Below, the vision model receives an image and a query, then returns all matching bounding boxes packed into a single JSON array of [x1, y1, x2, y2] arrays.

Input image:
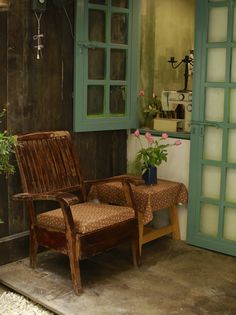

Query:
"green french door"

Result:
[[187, 0, 236, 256]]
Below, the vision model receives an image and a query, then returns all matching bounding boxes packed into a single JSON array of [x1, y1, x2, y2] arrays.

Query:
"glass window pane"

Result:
[[112, 0, 128, 8], [89, 10, 105, 42], [87, 86, 104, 115], [110, 49, 126, 80], [202, 165, 221, 199], [110, 85, 126, 114], [233, 7, 236, 41], [207, 48, 226, 82], [208, 7, 228, 43], [89, 0, 106, 4], [205, 88, 224, 122], [223, 208, 236, 241], [225, 168, 236, 203], [88, 48, 105, 80], [200, 204, 219, 237], [229, 89, 236, 123], [203, 127, 223, 161], [231, 49, 236, 82], [111, 14, 128, 44], [228, 129, 236, 163]]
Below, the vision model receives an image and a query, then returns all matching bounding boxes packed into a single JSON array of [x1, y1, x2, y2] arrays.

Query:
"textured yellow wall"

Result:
[[140, 0, 195, 100]]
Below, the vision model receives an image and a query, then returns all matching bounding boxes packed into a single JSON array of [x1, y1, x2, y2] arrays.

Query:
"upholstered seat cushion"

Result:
[[37, 202, 135, 234]]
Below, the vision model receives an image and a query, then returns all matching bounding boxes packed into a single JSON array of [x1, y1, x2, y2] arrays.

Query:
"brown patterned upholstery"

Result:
[[37, 202, 135, 234]]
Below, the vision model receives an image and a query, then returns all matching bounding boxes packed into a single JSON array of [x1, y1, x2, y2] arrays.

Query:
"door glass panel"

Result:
[[87, 86, 104, 115], [89, 10, 105, 42], [88, 48, 105, 80], [233, 6, 236, 41], [111, 14, 128, 44], [112, 0, 128, 8], [208, 7, 228, 42], [225, 168, 236, 203], [202, 165, 221, 199], [223, 208, 236, 241], [200, 204, 219, 237], [207, 48, 226, 82], [203, 127, 223, 161], [229, 89, 236, 123], [227, 129, 236, 163], [205, 88, 224, 122], [231, 49, 236, 82], [110, 85, 126, 114], [110, 49, 126, 80]]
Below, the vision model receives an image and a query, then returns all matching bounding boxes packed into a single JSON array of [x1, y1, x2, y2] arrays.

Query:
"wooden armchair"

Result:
[[13, 131, 140, 294]]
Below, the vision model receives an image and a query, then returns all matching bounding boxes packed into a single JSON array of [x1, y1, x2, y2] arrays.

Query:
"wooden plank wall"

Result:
[[0, 0, 127, 263]]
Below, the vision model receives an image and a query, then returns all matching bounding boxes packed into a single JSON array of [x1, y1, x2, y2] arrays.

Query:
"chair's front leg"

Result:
[[60, 201, 83, 295], [66, 232, 82, 295]]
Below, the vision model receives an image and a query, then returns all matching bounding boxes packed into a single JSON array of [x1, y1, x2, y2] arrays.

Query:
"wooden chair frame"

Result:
[[13, 131, 140, 294]]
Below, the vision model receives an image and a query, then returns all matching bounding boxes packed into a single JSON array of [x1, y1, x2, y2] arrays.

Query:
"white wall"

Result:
[[127, 133, 190, 240]]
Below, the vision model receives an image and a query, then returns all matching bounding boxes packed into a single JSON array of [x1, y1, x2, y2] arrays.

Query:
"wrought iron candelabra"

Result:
[[168, 51, 194, 92]]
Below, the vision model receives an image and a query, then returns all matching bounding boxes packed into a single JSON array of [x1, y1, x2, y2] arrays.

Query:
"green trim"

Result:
[[187, 0, 236, 256], [187, 0, 206, 241], [138, 129, 191, 140], [73, 0, 140, 132]]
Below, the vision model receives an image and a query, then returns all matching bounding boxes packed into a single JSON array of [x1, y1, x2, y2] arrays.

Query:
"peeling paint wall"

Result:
[[140, 0, 195, 100]]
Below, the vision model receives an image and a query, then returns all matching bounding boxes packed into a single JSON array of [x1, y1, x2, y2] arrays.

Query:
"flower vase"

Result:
[[142, 166, 157, 185]]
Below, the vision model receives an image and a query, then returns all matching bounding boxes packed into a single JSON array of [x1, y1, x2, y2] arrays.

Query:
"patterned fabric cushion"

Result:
[[37, 202, 135, 234]]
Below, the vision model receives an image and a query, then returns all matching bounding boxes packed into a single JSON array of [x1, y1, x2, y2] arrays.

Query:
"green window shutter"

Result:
[[74, 0, 140, 132]]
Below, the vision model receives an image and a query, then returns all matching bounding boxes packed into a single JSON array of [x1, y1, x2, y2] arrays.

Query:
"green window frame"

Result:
[[73, 0, 140, 132]]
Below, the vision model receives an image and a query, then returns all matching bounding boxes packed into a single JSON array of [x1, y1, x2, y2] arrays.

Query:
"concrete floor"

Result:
[[0, 238, 235, 315]]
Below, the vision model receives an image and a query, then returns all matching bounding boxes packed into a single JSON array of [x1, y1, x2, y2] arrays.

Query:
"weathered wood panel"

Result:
[[0, 12, 9, 237], [0, 0, 127, 262]]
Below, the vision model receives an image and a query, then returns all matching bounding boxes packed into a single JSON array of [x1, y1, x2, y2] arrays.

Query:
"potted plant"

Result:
[[133, 129, 181, 185], [139, 90, 162, 128], [0, 109, 17, 176]]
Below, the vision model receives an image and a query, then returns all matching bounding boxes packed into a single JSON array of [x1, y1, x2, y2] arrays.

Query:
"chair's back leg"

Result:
[[29, 230, 38, 268], [27, 201, 38, 268]]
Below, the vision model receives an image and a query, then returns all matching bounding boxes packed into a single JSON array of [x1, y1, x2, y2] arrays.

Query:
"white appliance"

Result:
[[161, 90, 192, 132]]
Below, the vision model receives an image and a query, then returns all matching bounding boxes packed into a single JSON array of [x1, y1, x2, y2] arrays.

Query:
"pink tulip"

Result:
[[145, 132, 152, 140], [161, 133, 168, 139], [147, 136, 154, 144], [133, 129, 140, 137], [139, 90, 145, 97], [175, 140, 182, 146]]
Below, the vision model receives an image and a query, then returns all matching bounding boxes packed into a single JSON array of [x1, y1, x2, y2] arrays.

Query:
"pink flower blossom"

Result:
[[147, 136, 154, 144], [145, 132, 152, 140], [161, 133, 168, 139], [175, 140, 182, 146], [139, 90, 145, 97], [133, 129, 140, 137]]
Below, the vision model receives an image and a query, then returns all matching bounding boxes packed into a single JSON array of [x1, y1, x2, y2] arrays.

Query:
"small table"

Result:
[[89, 178, 188, 254]]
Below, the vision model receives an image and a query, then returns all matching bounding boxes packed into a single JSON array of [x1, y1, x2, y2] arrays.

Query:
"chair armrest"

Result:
[[13, 192, 79, 234], [85, 175, 139, 216], [85, 174, 144, 186], [12, 192, 79, 206]]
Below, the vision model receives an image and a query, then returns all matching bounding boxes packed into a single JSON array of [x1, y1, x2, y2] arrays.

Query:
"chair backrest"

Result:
[[15, 131, 84, 194]]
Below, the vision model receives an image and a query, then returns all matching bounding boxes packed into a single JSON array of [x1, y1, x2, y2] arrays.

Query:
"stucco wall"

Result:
[[140, 0, 195, 100]]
